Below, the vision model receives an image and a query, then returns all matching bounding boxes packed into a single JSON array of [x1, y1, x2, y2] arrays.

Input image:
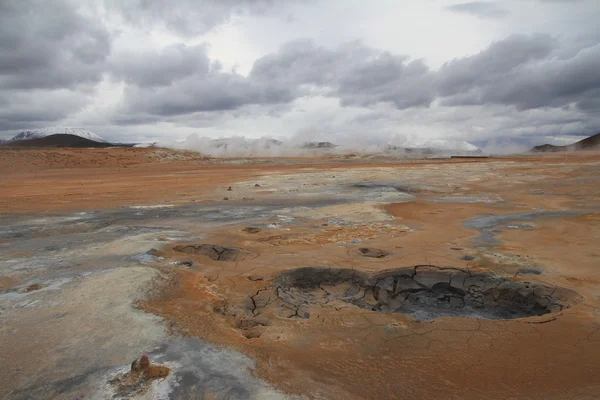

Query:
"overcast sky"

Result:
[[1, 0, 599, 149]]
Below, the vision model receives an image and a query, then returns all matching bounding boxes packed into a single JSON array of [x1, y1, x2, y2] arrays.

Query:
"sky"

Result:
[[0, 0, 599, 151]]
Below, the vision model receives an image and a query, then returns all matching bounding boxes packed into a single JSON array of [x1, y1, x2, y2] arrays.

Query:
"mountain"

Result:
[[301, 141, 337, 149], [6, 134, 113, 148], [10, 128, 107, 143], [531, 132, 600, 152]]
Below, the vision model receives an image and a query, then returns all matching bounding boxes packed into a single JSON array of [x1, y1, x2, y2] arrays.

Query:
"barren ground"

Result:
[[1, 147, 599, 399]]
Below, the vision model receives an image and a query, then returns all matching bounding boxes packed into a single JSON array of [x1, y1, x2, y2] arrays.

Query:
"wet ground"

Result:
[[1, 151, 600, 399]]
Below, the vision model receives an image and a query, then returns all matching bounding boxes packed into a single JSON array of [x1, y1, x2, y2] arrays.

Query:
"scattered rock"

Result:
[[242, 227, 261, 234], [450, 247, 463, 251], [110, 355, 170, 397], [223, 197, 229, 200], [461, 255, 476, 261], [255, 184, 261, 187], [227, 186, 232, 191]]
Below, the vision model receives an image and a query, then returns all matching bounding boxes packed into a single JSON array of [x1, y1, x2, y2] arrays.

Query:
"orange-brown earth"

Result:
[[2, 147, 600, 399]]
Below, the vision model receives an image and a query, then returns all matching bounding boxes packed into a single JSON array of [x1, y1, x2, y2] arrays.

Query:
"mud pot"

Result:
[[270, 266, 582, 321]]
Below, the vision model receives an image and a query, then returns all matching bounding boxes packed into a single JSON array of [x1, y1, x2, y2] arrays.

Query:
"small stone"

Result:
[[461, 255, 476, 261], [140, 355, 150, 371], [242, 227, 261, 234], [223, 197, 229, 200], [227, 186, 232, 191], [25, 283, 42, 292], [255, 184, 261, 187]]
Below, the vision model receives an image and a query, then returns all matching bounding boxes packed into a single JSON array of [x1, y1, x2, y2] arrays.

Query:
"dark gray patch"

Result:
[[517, 267, 543, 275], [173, 244, 253, 262], [358, 248, 390, 258], [271, 266, 582, 321]]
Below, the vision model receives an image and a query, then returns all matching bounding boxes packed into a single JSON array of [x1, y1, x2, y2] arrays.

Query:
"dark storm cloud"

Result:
[[438, 35, 600, 111], [116, 70, 296, 119], [0, 0, 110, 132], [116, 33, 600, 121], [336, 54, 435, 109], [115, 40, 437, 121], [446, 2, 509, 19], [0, 90, 91, 131], [0, 1, 111, 90], [250, 40, 435, 108], [438, 34, 558, 96], [110, 44, 210, 87], [250, 40, 377, 87]]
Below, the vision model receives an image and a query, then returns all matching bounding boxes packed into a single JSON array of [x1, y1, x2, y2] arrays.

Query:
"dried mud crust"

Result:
[[173, 244, 257, 262], [244, 266, 583, 322]]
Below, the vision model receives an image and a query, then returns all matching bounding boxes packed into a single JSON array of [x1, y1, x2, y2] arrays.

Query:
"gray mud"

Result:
[[269, 266, 583, 321], [464, 211, 584, 244]]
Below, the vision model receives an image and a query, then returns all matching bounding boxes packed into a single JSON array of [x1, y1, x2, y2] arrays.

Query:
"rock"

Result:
[[227, 186, 232, 191], [242, 227, 261, 234], [171, 260, 194, 267], [255, 184, 261, 187], [223, 197, 229, 200], [139, 355, 150, 371], [358, 248, 389, 258], [25, 283, 42, 292]]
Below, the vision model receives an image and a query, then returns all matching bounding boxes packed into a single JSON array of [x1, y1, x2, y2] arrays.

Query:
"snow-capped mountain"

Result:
[[10, 128, 107, 143]]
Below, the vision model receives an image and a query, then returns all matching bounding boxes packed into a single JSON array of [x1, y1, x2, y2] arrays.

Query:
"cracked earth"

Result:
[[1, 149, 600, 399]]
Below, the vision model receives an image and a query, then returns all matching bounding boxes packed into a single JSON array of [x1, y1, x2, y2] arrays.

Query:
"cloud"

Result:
[[251, 40, 435, 109], [438, 35, 600, 111], [115, 70, 295, 119], [0, 1, 111, 90], [110, 44, 211, 87], [446, 2, 509, 19], [106, 0, 296, 36], [0, 90, 92, 131]]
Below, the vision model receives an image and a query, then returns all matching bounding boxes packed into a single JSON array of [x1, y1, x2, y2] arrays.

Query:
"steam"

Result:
[[157, 133, 482, 158]]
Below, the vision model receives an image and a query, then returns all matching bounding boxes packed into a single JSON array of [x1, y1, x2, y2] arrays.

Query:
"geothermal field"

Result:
[[1, 147, 599, 399]]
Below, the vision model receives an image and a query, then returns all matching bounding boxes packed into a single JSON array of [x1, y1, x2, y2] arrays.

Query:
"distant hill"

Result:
[[4, 134, 114, 148], [531, 132, 600, 152], [10, 128, 107, 143]]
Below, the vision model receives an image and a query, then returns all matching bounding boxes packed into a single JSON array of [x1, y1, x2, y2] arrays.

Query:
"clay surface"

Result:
[[1, 148, 600, 399]]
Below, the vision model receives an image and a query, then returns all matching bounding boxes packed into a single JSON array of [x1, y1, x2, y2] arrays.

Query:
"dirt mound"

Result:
[[264, 266, 583, 321], [4, 134, 115, 148]]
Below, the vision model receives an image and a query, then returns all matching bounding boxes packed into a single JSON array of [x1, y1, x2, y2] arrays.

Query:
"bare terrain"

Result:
[[1, 147, 599, 399]]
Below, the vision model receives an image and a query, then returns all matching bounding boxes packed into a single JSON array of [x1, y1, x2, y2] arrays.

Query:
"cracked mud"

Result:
[[173, 244, 255, 262], [258, 266, 583, 321]]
